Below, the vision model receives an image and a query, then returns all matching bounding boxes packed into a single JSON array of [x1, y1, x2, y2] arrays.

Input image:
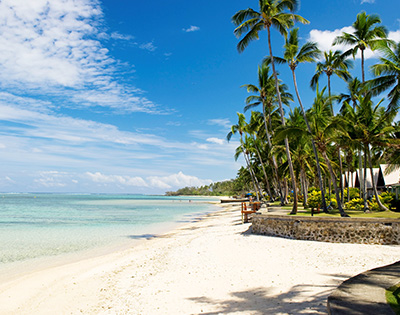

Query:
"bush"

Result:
[[343, 187, 361, 200], [345, 198, 364, 210]]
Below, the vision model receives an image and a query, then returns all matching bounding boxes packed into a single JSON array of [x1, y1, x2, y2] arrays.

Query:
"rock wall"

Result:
[[252, 214, 400, 245]]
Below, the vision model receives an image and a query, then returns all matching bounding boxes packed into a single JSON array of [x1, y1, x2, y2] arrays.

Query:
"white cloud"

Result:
[[208, 118, 231, 129], [389, 30, 400, 42], [147, 172, 212, 189], [0, 0, 157, 113], [85, 172, 148, 187], [110, 32, 134, 41], [361, 0, 375, 3], [85, 171, 212, 190], [309, 26, 376, 59], [139, 42, 157, 52], [207, 137, 225, 145], [183, 26, 200, 33]]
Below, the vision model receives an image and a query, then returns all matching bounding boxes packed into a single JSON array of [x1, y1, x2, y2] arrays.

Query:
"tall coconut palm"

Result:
[[342, 94, 395, 211], [242, 64, 293, 202], [276, 89, 349, 216], [227, 113, 261, 200], [310, 50, 353, 99], [368, 41, 400, 119], [338, 77, 363, 110], [274, 27, 330, 212], [333, 11, 388, 83], [232, 0, 309, 214], [248, 111, 274, 199], [334, 12, 389, 209]]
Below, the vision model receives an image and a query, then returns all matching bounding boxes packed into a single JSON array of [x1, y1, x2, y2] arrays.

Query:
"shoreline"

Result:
[[1, 202, 400, 314], [0, 199, 220, 284]]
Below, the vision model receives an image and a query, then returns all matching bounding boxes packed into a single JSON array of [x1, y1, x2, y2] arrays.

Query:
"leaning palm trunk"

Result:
[[267, 26, 298, 214], [254, 142, 274, 200], [262, 104, 282, 201], [291, 69, 328, 212], [367, 146, 388, 211], [321, 151, 349, 217], [244, 152, 260, 201]]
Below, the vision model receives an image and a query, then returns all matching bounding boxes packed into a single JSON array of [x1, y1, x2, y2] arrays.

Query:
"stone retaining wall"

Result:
[[252, 214, 400, 245]]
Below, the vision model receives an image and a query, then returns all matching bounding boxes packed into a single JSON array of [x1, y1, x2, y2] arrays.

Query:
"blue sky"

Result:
[[0, 0, 398, 194]]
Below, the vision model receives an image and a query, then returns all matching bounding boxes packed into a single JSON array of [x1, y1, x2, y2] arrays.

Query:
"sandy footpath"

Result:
[[1, 203, 400, 314]]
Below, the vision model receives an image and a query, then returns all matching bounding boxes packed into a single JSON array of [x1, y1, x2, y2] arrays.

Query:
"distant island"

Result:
[[165, 179, 246, 196]]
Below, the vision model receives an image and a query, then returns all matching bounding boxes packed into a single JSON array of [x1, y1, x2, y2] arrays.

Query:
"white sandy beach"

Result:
[[1, 203, 400, 314]]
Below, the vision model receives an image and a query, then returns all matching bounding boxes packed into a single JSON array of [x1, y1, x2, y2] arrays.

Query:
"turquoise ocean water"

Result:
[[0, 194, 219, 278]]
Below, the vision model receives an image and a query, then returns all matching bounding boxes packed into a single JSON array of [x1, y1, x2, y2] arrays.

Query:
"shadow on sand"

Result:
[[187, 284, 336, 314]]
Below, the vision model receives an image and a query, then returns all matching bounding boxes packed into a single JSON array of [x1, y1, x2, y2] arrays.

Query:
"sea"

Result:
[[0, 193, 219, 280]]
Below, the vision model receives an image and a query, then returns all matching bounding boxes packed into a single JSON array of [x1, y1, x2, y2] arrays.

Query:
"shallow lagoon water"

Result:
[[0, 194, 219, 276]]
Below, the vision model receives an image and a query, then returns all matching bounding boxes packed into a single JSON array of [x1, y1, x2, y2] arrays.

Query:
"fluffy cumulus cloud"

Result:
[[0, 0, 156, 113], [183, 25, 200, 33], [309, 27, 400, 61], [309, 26, 378, 59]]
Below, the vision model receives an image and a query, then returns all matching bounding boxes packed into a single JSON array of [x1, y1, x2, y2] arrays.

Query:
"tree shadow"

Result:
[[188, 284, 335, 314]]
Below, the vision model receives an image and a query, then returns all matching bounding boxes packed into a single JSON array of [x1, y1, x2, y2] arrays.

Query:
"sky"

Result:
[[0, 0, 398, 194]]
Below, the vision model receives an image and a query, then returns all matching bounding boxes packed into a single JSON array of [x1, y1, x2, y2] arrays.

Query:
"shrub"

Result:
[[343, 187, 361, 200], [345, 198, 364, 210]]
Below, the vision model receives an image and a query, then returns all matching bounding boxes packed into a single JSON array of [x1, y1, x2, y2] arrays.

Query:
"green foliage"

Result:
[[344, 187, 361, 200], [386, 283, 400, 314], [380, 192, 394, 205], [345, 198, 364, 210], [307, 190, 322, 209]]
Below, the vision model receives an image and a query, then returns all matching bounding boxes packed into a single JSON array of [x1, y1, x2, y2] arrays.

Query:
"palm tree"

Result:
[[242, 64, 293, 202], [333, 11, 388, 83], [227, 113, 261, 200], [338, 77, 363, 111], [310, 50, 353, 99], [232, 0, 309, 214], [277, 89, 349, 216], [248, 111, 274, 199], [342, 94, 396, 211], [274, 27, 329, 212], [368, 41, 400, 119]]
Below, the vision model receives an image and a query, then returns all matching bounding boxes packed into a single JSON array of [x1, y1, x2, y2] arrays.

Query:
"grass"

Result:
[[386, 283, 400, 314], [268, 201, 400, 219]]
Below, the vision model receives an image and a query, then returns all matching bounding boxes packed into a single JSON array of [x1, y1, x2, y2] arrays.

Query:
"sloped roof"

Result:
[[380, 164, 400, 186]]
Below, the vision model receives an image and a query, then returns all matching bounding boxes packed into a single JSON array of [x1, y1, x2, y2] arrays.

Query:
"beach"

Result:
[[1, 202, 400, 314]]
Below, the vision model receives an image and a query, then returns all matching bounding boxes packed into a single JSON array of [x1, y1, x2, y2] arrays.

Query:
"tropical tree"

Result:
[[310, 50, 353, 99], [341, 94, 396, 211], [333, 11, 388, 83], [276, 89, 350, 216], [338, 77, 363, 110], [227, 113, 261, 200], [248, 111, 274, 199], [368, 41, 400, 119], [273, 27, 329, 212], [242, 64, 293, 202], [232, 0, 309, 214]]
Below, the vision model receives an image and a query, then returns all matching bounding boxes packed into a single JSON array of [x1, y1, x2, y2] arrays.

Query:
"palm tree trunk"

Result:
[[292, 69, 328, 212], [267, 26, 298, 214], [321, 151, 349, 217], [253, 136, 273, 200], [363, 150, 369, 211], [367, 146, 388, 211], [239, 136, 260, 201], [262, 104, 281, 201]]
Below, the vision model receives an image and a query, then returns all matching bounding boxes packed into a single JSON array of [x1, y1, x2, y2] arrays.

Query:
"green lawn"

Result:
[[386, 283, 400, 314], [268, 201, 400, 219]]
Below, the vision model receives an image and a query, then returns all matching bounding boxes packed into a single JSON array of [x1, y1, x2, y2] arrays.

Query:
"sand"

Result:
[[1, 203, 400, 314]]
